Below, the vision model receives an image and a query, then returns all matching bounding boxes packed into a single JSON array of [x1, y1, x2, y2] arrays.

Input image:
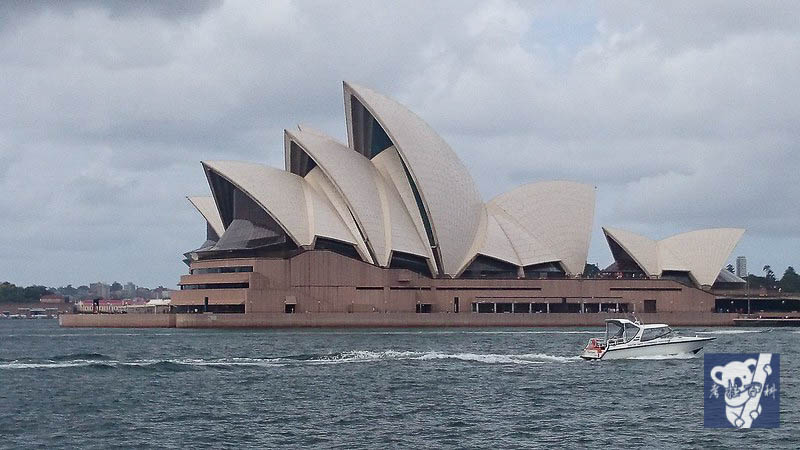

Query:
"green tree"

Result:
[[0, 282, 52, 304], [763, 265, 776, 285], [110, 282, 123, 292], [780, 266, 800, 292]]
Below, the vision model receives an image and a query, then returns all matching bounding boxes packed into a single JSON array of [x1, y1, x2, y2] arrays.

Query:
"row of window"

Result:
[[180, 283, 249, 290], [471, 302, 631, 313], [190, 266, 253, 275]]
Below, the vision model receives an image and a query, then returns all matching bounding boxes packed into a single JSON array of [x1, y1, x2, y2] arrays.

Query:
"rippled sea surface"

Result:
[[1, 320, 797, 448]]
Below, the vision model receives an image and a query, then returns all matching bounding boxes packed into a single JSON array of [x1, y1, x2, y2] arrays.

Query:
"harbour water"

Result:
[[1, 320, 797, 448]]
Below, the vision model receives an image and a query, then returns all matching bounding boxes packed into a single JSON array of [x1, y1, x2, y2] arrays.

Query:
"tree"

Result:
[[746, 274, 767, 290], [0, 282, 52, 304], [726, 264, 735, 273], [110, 282, 123, 292], [763, 265, 776, 284], [780, 266, 800, 293]]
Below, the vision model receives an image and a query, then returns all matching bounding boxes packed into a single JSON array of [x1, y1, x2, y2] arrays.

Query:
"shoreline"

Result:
[[59, 311, 739, 328]]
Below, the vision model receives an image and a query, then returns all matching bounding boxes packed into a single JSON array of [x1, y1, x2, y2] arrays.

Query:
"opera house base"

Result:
[[61, 250, 742, 328], [60, 312, 738, 329]]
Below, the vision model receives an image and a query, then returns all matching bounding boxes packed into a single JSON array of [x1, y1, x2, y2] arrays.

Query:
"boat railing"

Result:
[[606, 337, 625, 346]]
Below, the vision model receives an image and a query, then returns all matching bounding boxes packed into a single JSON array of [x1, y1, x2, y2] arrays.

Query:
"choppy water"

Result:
[[1, 321, 797, 448]]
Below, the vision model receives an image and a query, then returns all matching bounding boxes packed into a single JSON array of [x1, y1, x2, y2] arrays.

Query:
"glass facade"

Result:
[[389, 251, 432, 277], [289, 141, 317, 176], [191, 266, 253, 275], [461, 255, 519, 279], [180, 282, 249, 290], [523, 262, 566, 279], [350, 97, 394, 159]]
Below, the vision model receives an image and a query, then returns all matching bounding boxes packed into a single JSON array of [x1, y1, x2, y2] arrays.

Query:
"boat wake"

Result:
[[0, 350, 580, 370], [697, 330, 763, 335], [623, 353, 698, 360]]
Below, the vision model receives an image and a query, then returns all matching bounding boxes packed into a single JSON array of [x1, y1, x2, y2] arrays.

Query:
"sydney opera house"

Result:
[[171, 82, 746, 324]]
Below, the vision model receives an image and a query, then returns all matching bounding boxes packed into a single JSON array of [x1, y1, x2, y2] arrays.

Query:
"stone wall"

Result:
[[60, 311, 736, 328]]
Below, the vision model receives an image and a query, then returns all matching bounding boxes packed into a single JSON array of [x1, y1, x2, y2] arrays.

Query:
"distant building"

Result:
[[39, 294, 65, 304], [124, 282, 137, 297], [736, 256, 747, 278], [89, 282, 110, 299], [76, 299, 132, 314]]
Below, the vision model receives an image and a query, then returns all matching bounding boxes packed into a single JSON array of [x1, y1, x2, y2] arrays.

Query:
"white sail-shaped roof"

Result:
[[371, 146, 438, 274], [659, 228, 745, 286], [603, 227, 745, 286], [187, 196, 224, 237], [344, 82, 484, 276], [285, 129, 430, 266], [476, 209, 521, 266], [602, 227, 660, 275], [201, 160, 358, 249], [488, 181, 596, 275], [304, 166, 374, 264]]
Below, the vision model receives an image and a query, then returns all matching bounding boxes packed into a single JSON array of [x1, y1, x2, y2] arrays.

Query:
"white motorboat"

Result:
[[580, 318, 715, 360]]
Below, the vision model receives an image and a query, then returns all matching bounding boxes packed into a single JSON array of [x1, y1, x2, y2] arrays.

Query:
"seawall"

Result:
[[59, 312, 737, 328], [59, 314, 176, 328]]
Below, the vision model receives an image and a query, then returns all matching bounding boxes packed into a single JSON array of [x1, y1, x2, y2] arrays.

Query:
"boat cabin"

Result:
[[603, 319, 674, 347]]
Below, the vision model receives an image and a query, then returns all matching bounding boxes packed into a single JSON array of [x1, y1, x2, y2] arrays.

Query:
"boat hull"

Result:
[[582, 337, 715, 360]]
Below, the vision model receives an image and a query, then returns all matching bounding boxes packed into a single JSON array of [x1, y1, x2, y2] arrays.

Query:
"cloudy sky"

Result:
[[2, 0, 798, 288]]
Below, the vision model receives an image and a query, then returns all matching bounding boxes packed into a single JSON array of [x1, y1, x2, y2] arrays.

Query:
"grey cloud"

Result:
[[1, 0, 797, 286], [0, 0, 221, 25]]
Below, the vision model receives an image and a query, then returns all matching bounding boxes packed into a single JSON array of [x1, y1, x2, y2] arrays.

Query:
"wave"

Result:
[[0, 350, 579, 370], [51, 352, 112, 361], [306, 350, 580, 365], [624, 353, 698, 360], [697, 330, 763, 335]]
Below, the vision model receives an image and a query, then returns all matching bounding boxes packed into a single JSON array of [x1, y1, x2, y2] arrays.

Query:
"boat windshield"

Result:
[[606, 321, 624, 341], [641, 326, 673, 342], [605, 321, 640, 344]]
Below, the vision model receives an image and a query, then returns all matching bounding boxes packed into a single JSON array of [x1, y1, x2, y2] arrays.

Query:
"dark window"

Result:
[[641, 327, 673, 341], [415, 303, 432, 313], [399, 158, 435, 244], [285, 304, 296, 314], [350, 96, 394, 159], [660, 270, 695, 286], [513, 303, 531, 313], [389, 251, 432, 277], [289, 141, 317, 176], [495, 303, 513, 313], [206, 221, 219, 242], [604, 235, 647, 276], [180, 283, 249, 290], [523, 262, 565, 279], [174, 304, 244, 314], [461, 255, 519, 279], [191, 266, 254, 275], [454, 297, 459, 313], [476, 303, 494, 313], [644, 299, 657, 313], [205, 171, 291, 252], [532, 303, 547, 313], [206, 169, 235, 228], [315, 237, 362, 260]]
